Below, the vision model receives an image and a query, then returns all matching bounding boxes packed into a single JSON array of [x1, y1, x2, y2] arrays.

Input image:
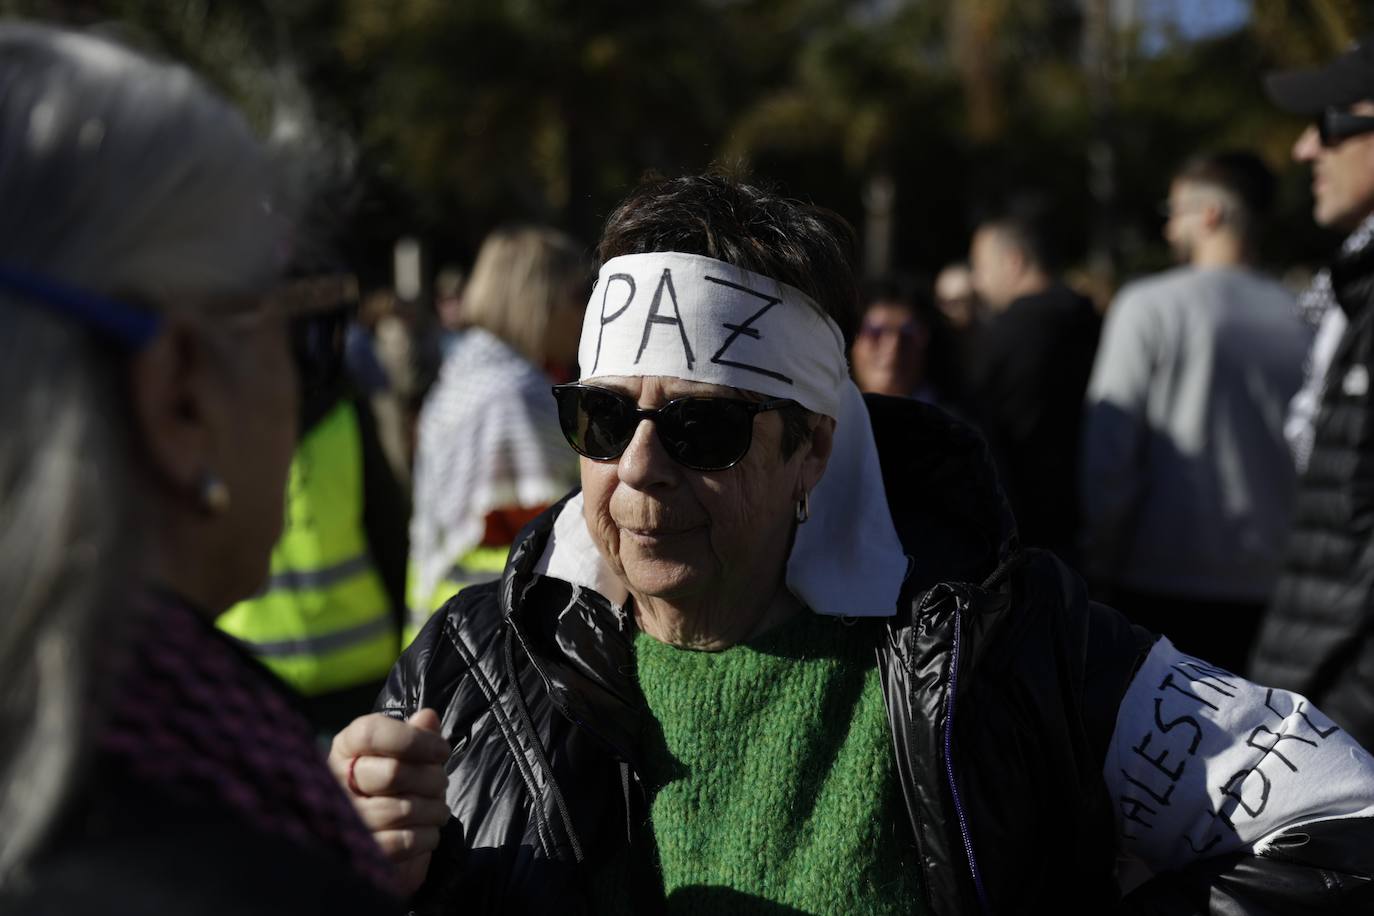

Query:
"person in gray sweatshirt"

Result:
[[1080, 151, 1311, 674]]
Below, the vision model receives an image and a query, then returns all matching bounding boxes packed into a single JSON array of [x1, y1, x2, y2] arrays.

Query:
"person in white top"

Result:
[[1081, 151, 1311, 674], [405, 227, 585, 641]]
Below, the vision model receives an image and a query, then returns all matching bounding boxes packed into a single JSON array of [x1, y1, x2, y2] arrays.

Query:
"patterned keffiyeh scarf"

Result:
[[1286, 214, 1374, 471], [410, 328, 578, 606], [1296, 214, 1374, 327]]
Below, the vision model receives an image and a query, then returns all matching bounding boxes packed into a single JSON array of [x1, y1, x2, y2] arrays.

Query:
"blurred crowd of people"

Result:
[[10, 15, 1374, 916], [256, 57, 1374, 755], [844, 121, 1374, 724]]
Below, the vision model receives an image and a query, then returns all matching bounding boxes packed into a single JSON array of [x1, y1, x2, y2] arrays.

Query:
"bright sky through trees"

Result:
[[1136, 0, 1251, 51]]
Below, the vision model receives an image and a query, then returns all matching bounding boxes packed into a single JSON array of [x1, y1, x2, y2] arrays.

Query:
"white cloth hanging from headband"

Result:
[[537, 251, 909, 618]]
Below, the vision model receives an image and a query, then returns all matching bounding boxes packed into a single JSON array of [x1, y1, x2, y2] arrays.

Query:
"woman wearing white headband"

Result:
[[333, 175, 1374, 914]]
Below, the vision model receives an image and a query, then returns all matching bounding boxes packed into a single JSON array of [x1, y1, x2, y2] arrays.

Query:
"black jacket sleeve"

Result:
[[1121, 816, 1374, 914]]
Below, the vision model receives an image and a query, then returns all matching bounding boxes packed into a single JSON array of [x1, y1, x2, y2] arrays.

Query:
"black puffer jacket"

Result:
[[1252, 244, 1374, 751], [381, 396, 1373, 914]]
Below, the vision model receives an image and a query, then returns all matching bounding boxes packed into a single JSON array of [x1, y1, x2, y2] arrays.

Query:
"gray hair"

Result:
[[0, 21, 292, 881]]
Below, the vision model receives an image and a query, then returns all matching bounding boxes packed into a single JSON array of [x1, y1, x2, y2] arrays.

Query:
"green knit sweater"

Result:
[[627, 611, 926, 915]]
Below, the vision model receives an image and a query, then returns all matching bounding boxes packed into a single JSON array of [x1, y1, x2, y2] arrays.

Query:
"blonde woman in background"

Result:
[[405, 226, 586, 641]]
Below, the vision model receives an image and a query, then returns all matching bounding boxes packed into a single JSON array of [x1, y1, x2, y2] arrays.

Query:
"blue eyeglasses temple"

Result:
[[0, 264, 162, 349]]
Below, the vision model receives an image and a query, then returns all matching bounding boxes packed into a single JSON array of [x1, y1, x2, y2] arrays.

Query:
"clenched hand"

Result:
[[330, 709, 450, 897]]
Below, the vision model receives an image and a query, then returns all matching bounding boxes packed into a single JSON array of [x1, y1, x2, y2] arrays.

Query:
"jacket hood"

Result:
[[863, 394, 1017, 594]]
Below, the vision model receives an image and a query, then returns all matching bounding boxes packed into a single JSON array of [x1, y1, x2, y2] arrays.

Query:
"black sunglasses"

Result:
[[552, 383, 795, 471], [1318, 108, 1374, 147]]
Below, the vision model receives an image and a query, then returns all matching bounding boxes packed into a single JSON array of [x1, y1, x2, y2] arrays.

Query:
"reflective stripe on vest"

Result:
[[403, 544, 509, 648], [218, 401, 399, 696]]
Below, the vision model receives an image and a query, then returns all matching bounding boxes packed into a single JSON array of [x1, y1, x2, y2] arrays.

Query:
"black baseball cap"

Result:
[[1266, 35, 1374, 115]]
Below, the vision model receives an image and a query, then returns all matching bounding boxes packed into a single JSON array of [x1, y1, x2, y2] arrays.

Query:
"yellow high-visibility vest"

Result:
[[219, 401, 399, 696], [403, 544, 508, 648]]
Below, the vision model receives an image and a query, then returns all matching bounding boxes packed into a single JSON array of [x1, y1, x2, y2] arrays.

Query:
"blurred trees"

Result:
[[2, 0, 1369, 287]]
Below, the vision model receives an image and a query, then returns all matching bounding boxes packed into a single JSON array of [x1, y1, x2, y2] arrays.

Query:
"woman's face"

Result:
[[579, 375, 816, 606], [851, 301, 928, 397], [133, 300, 299, 610], [215, 309, 299, 598]]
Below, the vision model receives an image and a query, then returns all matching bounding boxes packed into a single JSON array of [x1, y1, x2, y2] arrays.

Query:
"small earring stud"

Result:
[[197, 471, 231, 515]]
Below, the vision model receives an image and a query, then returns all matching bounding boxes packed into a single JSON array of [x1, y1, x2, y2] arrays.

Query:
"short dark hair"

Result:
[[598, 173, 860, 344], [860, 271, 935, 322], [597, 173, 860, 458], [976, 192, 1061, 274], [1174, 150, 1276, 240]]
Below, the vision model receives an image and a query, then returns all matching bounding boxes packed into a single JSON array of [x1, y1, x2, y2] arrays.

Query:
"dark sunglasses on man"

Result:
[[1318, 107, 1374, 147], [552, 383, 796, 472]]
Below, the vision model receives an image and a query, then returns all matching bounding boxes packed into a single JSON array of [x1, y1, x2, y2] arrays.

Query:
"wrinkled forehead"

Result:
[[582, 374, 766, 403]]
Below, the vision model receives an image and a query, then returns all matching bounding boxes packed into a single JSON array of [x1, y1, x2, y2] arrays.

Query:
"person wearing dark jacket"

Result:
[[1250, 38, 1374, 753], [332, 175, 1374, 915], [966, 198, 1101, 563], [0, 23, 406, 914]]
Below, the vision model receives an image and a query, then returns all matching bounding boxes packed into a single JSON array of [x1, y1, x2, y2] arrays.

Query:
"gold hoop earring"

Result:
[[795, 490, 810, 525], [197, 471, 231, 516]]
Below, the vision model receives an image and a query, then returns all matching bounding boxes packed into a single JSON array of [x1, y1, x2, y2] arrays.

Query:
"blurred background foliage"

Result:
[[2, 0, 1369, 290]]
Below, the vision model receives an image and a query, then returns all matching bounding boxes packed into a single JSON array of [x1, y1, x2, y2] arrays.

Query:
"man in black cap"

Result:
[[1250, 37, 1374, 751]]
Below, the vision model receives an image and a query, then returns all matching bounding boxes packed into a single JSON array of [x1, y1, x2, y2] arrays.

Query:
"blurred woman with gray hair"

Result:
[[0, 21, 431, 913]]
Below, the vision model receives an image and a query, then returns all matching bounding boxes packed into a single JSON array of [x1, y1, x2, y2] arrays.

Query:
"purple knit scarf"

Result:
[[97, 592, 396, 894]]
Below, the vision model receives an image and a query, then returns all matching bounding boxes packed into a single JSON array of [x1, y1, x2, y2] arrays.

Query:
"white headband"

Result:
[[578, 253, 848, 417], [539, 250, 909, 619]]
